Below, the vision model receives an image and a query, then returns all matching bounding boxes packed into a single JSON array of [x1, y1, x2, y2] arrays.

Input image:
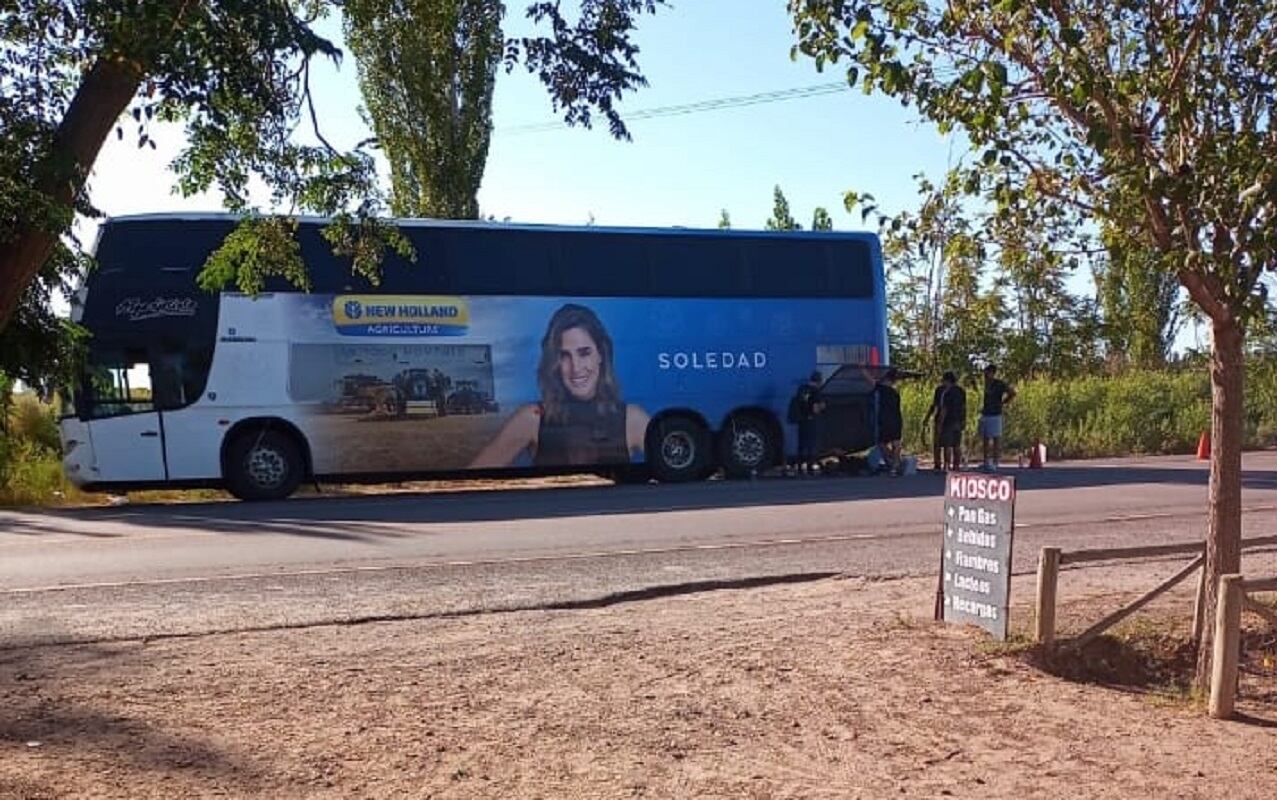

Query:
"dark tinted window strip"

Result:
[[91, 219, 879, 299]]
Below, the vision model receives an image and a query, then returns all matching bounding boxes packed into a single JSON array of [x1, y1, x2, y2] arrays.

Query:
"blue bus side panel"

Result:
[[276, 294, 880, 474]]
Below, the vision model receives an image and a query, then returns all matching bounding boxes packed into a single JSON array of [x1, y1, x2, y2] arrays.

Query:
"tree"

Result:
[[0, 239, 87, 391], [792, 0, 1277, 688], [344, 0, 503, 219], [764, 185, 801, 231], [811, 206, 833, 231], [988, 208, 1099, 378], [717, 209, 732, 229], [1094, 225, 1182, 368], [0, 0, 664, 336], [849, 173, 974, 373]]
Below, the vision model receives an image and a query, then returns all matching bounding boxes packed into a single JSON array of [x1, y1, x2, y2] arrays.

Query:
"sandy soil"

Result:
[[3, 563, 1276, 799], [305, 412, 508, 474]]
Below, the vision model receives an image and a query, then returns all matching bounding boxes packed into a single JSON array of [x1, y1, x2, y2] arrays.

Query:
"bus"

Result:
[[60, 213, 888, 500]]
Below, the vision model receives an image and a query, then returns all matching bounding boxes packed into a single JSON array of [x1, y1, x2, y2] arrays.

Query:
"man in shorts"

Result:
[[978, 364, 1015, 472]]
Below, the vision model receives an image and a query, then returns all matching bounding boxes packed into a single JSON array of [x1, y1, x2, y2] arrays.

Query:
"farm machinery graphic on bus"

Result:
[[289, 343, 497, 420], [332, 369, 498, 419]]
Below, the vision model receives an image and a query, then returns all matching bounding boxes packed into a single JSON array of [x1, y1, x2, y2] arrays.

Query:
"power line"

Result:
[[500, 81, 850, 135]]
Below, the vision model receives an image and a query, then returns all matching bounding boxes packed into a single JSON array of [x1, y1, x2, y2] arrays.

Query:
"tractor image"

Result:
[[445, 379, 499, 415], [393, 368, 451, 417]]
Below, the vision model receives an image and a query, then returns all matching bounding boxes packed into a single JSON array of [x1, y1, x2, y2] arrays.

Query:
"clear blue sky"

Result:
[[85, 2, 956, 233]]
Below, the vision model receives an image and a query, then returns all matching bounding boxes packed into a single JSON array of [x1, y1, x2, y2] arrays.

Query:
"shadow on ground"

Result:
[[5, 457, 1277, 543], [0, 640, 263, 794], [1023, 625, 1277, 727]]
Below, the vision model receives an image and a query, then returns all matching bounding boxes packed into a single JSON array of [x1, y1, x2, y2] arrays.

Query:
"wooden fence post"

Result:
[[1191, 562, 1208, 642], [1209, 574, 1245, 720], [1035, 547, 1061, 645]]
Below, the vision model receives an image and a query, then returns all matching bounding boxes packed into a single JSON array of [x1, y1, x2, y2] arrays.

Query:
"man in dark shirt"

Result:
[[791, 371, 826, 474], [924, 371, 966, 471], [923, 378, 947, 472], [978, 364, 1016, 472], [873, 369, 904, 475]]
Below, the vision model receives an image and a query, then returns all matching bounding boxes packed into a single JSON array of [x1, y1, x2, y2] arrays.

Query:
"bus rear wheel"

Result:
[[647, 416, 711, 483], [718, 414, 777, 478], [225, 429, 305, 501]]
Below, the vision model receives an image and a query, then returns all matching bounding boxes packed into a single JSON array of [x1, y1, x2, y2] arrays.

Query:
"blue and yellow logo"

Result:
[[332, 295, 469, 337]]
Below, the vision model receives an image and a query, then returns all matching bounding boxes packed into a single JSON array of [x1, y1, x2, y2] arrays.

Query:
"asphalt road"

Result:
[[4, 453, 1277, 646]]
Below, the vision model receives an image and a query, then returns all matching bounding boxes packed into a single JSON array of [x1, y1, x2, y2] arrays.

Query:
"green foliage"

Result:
[[344, 0, 503, 219], [513, 1, 666, 140], [0, 391, 76, 506], [1094, 221, 1182, 368], [1, 0, 665, 340], [717, 209, 732, 229], [758, 186, 837, 232], [764, 185, 801, 231], [790, 0, 1277, 331], [0, 438, 72, 507], [898, 365, 1277, 461], [8, 392, 61, 452]]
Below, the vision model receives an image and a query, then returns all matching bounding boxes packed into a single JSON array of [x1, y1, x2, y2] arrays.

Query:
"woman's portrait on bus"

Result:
[[469, 303, 650, 468]]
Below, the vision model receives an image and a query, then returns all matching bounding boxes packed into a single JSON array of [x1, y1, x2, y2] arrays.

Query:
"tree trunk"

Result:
[[0, 58, 142, 332], [1195, 318, 1245, 689]]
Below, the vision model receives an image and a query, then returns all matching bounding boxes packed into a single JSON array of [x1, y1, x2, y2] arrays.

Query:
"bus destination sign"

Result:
[[937, 472, 1017, 640]]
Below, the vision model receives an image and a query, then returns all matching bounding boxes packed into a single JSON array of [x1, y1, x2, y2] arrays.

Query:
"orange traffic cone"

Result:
[[1196, 431, 1211, 461], [1029, 439, 1045, 469]]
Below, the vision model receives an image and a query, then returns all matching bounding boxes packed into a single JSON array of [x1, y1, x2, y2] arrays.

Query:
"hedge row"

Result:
[[899, 364, 1277, 461]]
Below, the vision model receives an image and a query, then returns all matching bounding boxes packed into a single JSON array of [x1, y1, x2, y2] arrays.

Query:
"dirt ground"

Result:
[[3, 562, 1277, 799]]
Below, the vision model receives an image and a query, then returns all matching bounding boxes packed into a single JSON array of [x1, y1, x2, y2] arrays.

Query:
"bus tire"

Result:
[[647, 416, 711, 483], [224, 428, 305, 501], [718, 414, 778, 478]]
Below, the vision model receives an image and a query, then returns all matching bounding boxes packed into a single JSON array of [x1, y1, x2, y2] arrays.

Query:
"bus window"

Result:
[[445, 229, 560, 295], [150, 343, 213, 410], [83, 350, 154, 418], [559, 234, 648, 296], [647, 238, 743, 297], [828, 241, 875, 297], [745, 239, 831, 297]]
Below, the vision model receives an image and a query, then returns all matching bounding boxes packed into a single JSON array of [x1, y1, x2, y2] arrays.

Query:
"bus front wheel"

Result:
[[647, 416, 711, 483], [225, 429, 305, 501]]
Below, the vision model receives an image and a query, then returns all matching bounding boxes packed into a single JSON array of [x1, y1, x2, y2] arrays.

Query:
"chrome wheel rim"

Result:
[[660, 431, 696, 471], [732, 427, 766, 467], [247, 445, 287, 489]]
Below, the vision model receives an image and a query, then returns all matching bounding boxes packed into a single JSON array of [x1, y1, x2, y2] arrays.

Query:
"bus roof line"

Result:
[[104, 212, 880, 242]]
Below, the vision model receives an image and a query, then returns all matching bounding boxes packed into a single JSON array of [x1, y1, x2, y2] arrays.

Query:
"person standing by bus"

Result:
[[939, 371, 966, 471], [923, 374, 948, 472], [873, 369, 904, 476], [788, 371, 826, 475], [978, 364, 1015, 472]]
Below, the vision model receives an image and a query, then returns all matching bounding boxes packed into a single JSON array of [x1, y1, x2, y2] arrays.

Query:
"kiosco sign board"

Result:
[[936, 472, 1017, 640]]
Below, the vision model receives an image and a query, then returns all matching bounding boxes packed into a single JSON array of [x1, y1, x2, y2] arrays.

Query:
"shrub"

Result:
[[0, 438, 73, 507], [898, 365, 1277, 461], [8, 392, 61, 451], [0, 391, 74, 506]]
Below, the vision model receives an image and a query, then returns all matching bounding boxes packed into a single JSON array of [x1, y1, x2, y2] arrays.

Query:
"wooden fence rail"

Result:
[[1033, 535, 1277, 648]]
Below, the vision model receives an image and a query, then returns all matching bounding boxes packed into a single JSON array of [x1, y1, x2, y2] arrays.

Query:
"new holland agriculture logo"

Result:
[[332, 295, 469, 337]]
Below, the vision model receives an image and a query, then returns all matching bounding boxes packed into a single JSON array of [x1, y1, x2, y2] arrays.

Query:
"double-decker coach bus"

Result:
[[60, 214, 888, 500]]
